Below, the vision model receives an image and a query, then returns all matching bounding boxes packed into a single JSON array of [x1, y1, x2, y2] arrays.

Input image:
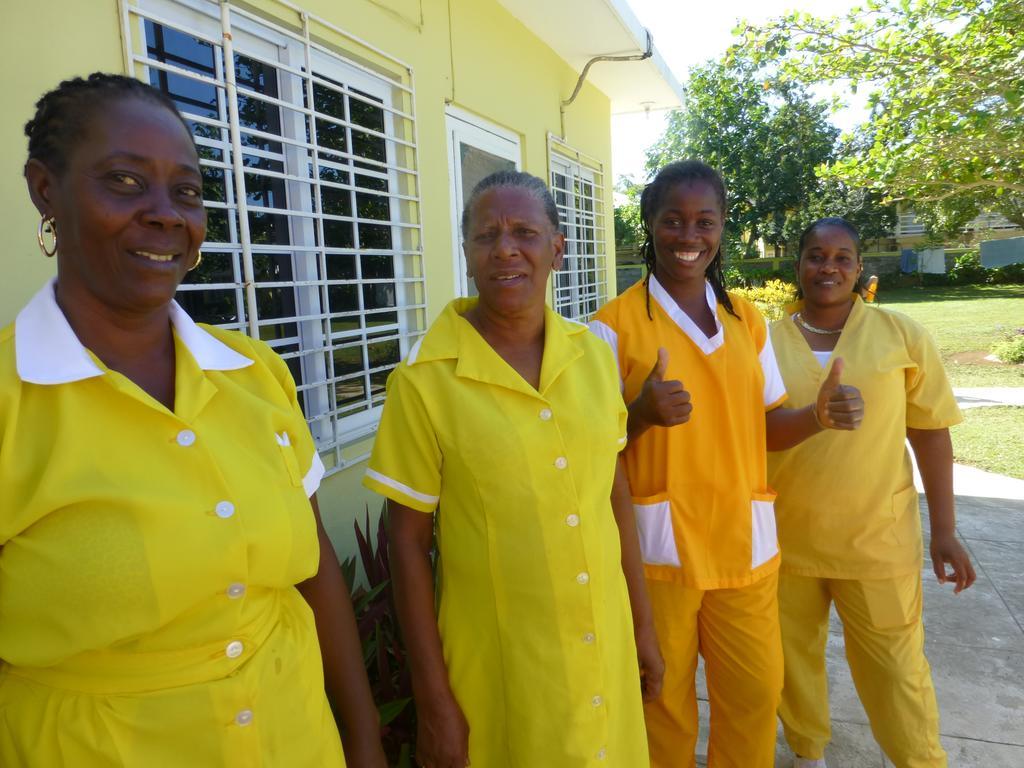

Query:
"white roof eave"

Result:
[[496, 0, 685, 114]]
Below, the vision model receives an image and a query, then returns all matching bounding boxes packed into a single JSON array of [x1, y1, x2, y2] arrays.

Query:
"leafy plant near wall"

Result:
[[948, 250, 989, 285], [340, 505, 416, 768]]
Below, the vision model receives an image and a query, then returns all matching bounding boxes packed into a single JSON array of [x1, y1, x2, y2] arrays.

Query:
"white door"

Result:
[[446, 108, 520, 297]]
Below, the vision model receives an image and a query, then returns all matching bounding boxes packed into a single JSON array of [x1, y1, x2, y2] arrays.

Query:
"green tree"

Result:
[[646, 57, 839, 258], [737, 0, 1024, 233], [613, 176, 644, 247], [784, 137, 898, 248]]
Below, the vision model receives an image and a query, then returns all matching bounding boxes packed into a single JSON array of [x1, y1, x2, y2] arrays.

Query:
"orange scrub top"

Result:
[[0, 280, 344, 767], [591, 277, 787, 590]]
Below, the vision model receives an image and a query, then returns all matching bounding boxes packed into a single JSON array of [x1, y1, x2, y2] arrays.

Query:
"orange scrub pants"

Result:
[[778, 572, 946, 768], [645, 572, 783, 768]]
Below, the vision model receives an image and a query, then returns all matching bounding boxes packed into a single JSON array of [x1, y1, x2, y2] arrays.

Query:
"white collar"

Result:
[[648, 275, 725, 355], [15, 279, 253, 385]]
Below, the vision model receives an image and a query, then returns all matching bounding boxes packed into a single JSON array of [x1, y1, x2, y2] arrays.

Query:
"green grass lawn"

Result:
[[950, 407, 1024, 479], [878, 285, 1024, 479], [879, 285, 1024, 388]]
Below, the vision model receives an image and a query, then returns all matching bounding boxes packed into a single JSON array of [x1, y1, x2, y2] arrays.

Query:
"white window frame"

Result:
[[548, 135, 608, 322], [445, 107, 521, 297], [121, 0, 424, 472]]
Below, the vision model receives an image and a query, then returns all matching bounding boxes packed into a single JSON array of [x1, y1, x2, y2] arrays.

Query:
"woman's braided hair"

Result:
[[639, 160, 737, 320], [24, 73, 191, 176]]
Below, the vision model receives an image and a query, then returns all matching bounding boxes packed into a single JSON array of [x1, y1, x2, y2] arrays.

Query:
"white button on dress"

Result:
[[176, 429, 196, 447], [583, 632, 596, 644], [235, 709, 254, 726], [591, 694, 603, 707], [566, 514, 580, 527], [226, 583, 246, 599], [539, 408, 553, 421], [554, 456, 568, 470], [576, 572, 590, 585], [596, 747, 607, 760], [225, 640, 244, 659], [215, 501, 236, 519]]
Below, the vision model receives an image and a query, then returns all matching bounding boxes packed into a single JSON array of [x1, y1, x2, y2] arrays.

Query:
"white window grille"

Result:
[[548, 135, 607, 322], [121, 0, 424, 472]]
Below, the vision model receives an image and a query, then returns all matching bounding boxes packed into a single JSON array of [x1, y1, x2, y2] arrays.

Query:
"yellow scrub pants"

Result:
[[778, 572, 946, 768], [644, 572, 782, 768]]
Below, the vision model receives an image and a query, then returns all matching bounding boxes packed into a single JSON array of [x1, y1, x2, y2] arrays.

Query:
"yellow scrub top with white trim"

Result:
[[590, 278, 787, 590], [767, 296, 962, 579], [363, 298, 648, 768], [0, 281, 345, 767]]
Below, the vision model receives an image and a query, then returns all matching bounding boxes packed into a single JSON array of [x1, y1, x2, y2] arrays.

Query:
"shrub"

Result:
[[342, 506, 416, 767], [944, 249, 1024, 286], [991, 329, 1024, 364], [921, 272, 951, 286], [990, 262, 1024, 284], [948, 249, 987, 285], [732, 279, 798, 321], [723, 261, 796, 289]]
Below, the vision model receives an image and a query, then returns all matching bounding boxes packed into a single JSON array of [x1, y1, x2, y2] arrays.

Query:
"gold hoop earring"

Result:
[[37, 216, 57, 257], [188, 250, 203, 272]]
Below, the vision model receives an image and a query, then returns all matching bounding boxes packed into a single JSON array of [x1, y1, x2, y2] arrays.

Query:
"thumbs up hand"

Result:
[[815, 358, 864, 430], [632, 348, 692, 429]]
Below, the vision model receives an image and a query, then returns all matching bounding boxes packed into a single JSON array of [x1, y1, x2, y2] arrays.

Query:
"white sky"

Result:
[[612, 0, 867, 187]]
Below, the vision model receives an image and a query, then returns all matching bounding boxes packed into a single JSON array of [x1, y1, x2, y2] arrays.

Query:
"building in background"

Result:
[[1, 0, 681, 554]]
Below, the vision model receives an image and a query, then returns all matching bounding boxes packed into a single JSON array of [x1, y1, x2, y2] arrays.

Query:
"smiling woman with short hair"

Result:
[[0, 73, 385, 767], [366, 170, 659, 768]]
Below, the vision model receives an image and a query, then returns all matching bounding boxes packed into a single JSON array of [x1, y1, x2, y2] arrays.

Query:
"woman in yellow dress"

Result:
[[364, 171, 660, 768], [0, 73, 385, 766], [768, 217, 976, 768]]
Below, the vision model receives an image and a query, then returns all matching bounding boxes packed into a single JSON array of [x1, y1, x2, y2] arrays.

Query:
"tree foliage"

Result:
[[644, 57, 839, 257], [783, 160, 898, 248], [613, 176, 644, 247], [736, 0, 1024, 230]]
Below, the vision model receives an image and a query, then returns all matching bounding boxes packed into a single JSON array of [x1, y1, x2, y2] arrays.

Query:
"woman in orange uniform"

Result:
[[590, 161, 864, 767]]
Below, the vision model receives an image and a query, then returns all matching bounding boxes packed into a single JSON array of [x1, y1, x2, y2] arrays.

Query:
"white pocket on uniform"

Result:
[[751, 491, 779, 569], [633, 495, 682, 567]]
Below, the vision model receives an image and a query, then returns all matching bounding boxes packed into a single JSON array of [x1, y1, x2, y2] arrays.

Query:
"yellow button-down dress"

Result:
[[364, 298, 648, 767], [0, 281, 345, 767]]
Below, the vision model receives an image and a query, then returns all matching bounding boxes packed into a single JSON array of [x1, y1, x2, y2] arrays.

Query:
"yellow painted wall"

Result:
[[0, 1, 124, 327], [0, 0, 616, 559]]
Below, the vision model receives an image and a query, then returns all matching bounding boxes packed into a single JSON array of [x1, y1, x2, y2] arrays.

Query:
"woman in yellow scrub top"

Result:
[[768, 217, 975, 768], [0, 73, 385, 767], [365, 170, 658, 768], [590, 161, 865, 768]]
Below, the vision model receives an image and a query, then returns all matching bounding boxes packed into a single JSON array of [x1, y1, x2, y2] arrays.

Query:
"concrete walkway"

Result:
[[954, 386, 1024, 410], [779, 466, 1024, 768]]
